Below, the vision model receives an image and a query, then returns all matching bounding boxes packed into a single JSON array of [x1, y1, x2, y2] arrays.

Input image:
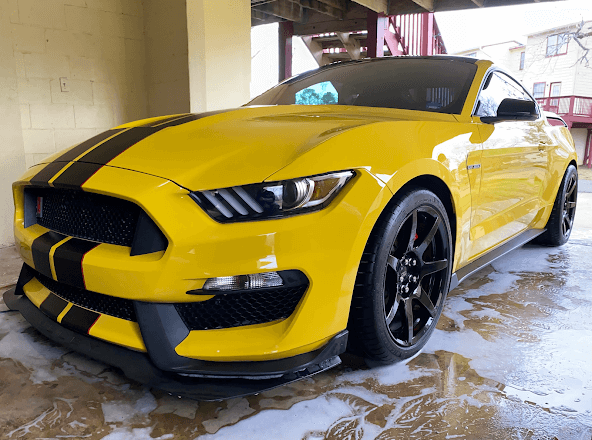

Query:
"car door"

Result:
[[468, 71, 552, 259]]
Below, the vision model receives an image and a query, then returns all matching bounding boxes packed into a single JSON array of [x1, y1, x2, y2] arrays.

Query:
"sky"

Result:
[[251, 0, 592, 98], [435, 0, 592, 53]]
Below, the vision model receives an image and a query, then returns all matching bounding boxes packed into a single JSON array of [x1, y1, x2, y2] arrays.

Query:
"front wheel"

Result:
[[348, 187, 453, 364]]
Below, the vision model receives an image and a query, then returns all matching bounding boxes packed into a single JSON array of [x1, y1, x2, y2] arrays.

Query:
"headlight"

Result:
[[190, 170, 355, 222]]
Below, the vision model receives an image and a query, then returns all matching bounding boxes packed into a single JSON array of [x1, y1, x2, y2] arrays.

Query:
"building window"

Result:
[[533, 82, 546, 99], [550, 82, 561, 106], [519, 52, 525, 70], [546, 34, 568, 57]]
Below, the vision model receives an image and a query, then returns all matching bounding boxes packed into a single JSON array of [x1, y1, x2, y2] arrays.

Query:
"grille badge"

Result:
[[36, 197, 43, 218]]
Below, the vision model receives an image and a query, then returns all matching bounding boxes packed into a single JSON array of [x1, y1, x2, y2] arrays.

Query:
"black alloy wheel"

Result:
[[348, 187, 453, 364], [537, 165, 578, 246], [561, 171, 577, 238]]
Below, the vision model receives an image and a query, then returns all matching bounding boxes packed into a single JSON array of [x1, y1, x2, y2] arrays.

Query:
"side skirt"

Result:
[[449, 228, 546, 291]]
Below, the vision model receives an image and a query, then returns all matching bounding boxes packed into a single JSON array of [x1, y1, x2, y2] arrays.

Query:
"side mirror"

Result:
[[481, 98, 538, 124]]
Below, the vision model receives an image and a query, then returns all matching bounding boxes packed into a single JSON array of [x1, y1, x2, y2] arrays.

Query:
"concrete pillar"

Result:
[[279, 21, 293, 82], [0, 0, 26, 247], [186, 0, 251, 112], [144, 0, 191, 117]]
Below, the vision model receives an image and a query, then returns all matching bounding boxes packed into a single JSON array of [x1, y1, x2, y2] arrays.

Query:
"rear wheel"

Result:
[[348, 187, 453, 364], [537, 165, 577, 246]]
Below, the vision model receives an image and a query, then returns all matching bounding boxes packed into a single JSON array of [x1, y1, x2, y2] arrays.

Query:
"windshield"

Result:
[[248, 58, 478, 115]]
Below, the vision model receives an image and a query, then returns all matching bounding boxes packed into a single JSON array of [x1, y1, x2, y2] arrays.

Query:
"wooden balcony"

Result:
[[536, 96, 592, 128]]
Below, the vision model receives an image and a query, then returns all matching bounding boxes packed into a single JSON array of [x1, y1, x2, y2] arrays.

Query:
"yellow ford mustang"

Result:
[[4, 57, 578, 399]]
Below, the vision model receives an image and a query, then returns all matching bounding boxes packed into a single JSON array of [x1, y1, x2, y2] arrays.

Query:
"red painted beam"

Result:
[[367, 10, 386, 58]]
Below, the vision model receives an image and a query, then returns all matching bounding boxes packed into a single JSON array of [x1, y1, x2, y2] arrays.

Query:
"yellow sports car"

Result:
[[4, 57, 578, 400]]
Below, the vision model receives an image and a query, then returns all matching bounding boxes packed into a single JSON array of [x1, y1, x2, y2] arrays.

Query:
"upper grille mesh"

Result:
[[175, 285, 308, 330], [35, 270, 136, 321], [34, 188, 141, 246]]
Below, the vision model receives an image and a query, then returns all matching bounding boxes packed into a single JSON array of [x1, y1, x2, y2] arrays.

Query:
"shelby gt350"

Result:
[[4, 56, 578, 400]]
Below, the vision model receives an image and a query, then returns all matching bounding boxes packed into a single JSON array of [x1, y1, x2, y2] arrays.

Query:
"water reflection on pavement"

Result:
[[1, 196, 591, 439]]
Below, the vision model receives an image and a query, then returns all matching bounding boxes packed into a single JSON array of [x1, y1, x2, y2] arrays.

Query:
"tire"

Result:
[[348, 187, 453, 364], [536, 165, 578, 246]]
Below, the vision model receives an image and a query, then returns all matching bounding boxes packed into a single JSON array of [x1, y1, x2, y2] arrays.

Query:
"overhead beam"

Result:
[[302, 36, 332, 65], [352, 0, 387, 14], [315, 0, 348, 10], [336, 32, 361, 59], [388, 0, 427, 15], [411, 0, 435, 11], [300, 0, 345, 18], [253, 0, 303, 22]]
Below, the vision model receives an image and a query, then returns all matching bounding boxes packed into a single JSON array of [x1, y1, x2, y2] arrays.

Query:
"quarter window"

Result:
[[533, 82, 546, 99], [546, 34, 568, 56], [475, 72, 535, 118]]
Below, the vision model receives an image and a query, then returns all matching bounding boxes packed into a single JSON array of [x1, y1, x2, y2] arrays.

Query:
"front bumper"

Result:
[[13, 164, 388, 362], [4, 286, 347, 400]]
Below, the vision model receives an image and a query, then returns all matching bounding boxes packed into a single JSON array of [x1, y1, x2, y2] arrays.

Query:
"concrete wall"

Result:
[[9, 0, 147, 170], [0, 0, 27, 247], [144, 0, 190, 117]]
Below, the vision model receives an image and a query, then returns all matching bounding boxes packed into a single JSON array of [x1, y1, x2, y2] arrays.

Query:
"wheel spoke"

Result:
[[387, 255, 398, 271], [420, 259, 448, 279], [566, 179, 576, 198], [404, 298, 414, 345], [566, 201, 576, 209], [417, 216, 440, 255], [407, 210, 418, 251], [386, 294, 401, 325], [417, 287, 436, 316]]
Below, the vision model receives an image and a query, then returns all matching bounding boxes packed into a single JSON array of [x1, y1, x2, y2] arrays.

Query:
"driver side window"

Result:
[[475, 72, 535, 117]]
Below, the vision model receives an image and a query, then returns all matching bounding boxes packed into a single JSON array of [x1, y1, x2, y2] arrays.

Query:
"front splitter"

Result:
[[3, 287, 345, 401]]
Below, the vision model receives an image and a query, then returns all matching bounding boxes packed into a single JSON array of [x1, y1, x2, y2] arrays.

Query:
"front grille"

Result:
[[175, 285, 308, 330], [35, 271, 136, 321], [33, 187, 141, 247]]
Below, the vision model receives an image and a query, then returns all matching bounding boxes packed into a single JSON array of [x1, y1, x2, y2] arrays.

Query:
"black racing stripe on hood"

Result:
[[51, 162, 104, 189], [30, 162, 70, 187], [27, 109, 235, 189]]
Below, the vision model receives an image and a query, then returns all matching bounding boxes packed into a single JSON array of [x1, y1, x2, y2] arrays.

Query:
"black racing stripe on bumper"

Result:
[[51, 162, 103, 189], [53, 239, 99, 289], [40, 292, 68, 320], [60, 305, 100, 334], [56, 129, 123, 163], [30, 162, 70, 187], [31, 231, 67, 278], [15, 263, 35, 296]]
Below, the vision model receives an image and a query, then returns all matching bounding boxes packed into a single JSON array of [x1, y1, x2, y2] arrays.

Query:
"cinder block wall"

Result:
[[10, 0, 147, 169]]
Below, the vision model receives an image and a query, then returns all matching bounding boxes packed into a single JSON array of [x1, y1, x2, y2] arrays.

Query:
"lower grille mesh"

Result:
[[35, 271, 136, 321], [175, 286, 308, 330]]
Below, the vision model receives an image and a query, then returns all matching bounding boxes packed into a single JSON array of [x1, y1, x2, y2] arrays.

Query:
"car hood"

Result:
[[47, 106, 454, 191]]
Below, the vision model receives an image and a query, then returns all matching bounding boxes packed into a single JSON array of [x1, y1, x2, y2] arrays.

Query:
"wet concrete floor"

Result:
[[1, 193, 591, 439]]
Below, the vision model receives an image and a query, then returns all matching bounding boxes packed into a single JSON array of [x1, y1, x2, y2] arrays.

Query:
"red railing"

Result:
[[389, 13, 446, 56], [536, 96, 592, 118]]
